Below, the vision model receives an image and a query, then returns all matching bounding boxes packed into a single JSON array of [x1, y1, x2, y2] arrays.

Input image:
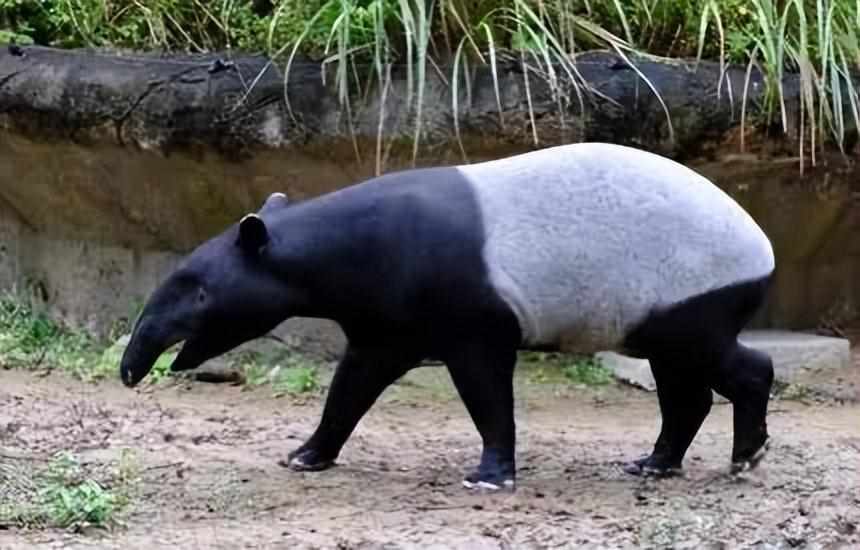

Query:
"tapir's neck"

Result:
[[263, 166, 491, 343], [266, 183, 400, 324]]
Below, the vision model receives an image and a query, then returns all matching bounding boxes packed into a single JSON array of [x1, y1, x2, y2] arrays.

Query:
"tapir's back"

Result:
[[455, 142, 775, 351]]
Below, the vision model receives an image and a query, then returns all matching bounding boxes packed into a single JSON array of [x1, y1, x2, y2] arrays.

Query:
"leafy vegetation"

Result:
[[0, 0, 807, 61], [0, 296, 164, 382], [2, 1, 858, 166], [0, 293, 606, 394], [0, 450, 139, 530], [522, 351, 614, 388], [272, 363, 320, 395], [560, 355, 614, 386], [0, 297, 102, 380], [0, 294, 322, 393], [240, 352, 321, 396]]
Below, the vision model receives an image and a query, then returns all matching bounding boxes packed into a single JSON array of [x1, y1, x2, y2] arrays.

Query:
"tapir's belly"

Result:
[[457, 143, 775, 352]]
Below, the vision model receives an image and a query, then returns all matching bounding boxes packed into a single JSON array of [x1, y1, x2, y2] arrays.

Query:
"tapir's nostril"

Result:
[[120, 366, 137, 388]]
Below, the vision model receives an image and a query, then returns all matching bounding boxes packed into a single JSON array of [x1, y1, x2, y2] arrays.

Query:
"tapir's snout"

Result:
[[120, 362, 138, 387], [119, 315, 184, 388], [120, 347, 151, 388]]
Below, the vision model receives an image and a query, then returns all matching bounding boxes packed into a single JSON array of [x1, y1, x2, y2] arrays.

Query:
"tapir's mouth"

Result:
[[122, 323, 248, 388], [120, 326, 189, 388], [122, 341, 194, 388], [169, 339, 199, 373]]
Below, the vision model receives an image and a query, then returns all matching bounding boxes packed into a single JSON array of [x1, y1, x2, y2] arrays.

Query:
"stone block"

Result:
[[597, 330, 852, 397]]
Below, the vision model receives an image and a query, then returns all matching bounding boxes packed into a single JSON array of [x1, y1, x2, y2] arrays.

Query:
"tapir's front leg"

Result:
[[283, 345, 418, 471], [445, 340, 518, 491]]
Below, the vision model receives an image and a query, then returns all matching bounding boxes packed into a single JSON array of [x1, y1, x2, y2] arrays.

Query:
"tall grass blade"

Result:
[[740, 46, 761, 153], [610, 0, 633, 44], [481, 21, 505, 128], [277, 1, 336, 125], [452, 37, 469, 161], [607, 42, 675, 143]]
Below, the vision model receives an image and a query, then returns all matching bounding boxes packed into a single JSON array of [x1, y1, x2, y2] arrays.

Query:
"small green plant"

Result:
[[239, 350, 322, 396], [273, 364, 320, 396], [1, 451, 137, 531], [241, 360, 273, 388], [42, 478, 118, 529], [0, 295, 325, 391], [561, 356, 614, 387], [521, 351, 614, 388], [0, 297, 93, 373], [0, 295, 177, 384]]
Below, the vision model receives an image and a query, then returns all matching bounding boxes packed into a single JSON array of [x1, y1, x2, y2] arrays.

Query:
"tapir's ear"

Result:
[[259, 192, 290, 214], [237, 214, 269, 253]]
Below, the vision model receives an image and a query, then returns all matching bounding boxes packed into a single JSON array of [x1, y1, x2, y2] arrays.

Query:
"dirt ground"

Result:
[[1, 358, 859, 549]]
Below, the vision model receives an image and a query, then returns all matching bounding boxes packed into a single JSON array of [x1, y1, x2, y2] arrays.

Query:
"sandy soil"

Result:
[[1, 362, 859, 549]]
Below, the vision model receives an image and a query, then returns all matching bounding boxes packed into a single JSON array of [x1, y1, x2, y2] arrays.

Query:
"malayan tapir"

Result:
[[120, 142, 776, 491]]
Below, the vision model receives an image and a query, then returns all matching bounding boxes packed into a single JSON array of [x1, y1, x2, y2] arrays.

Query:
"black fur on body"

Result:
[[120, 164, 774, 491]]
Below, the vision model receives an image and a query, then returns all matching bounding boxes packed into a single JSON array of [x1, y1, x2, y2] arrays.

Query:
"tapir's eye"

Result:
[[197, 287, 207, 304]]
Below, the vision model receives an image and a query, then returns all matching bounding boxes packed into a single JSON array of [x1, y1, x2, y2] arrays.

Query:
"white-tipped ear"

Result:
[[259, 192, 290, 214], [237, 213, 269, 253]]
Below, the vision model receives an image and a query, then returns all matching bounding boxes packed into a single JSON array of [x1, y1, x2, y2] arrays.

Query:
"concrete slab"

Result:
[[597, 330, 852, 397], [594, 351, 656, 392], [738, 330, 852, 382]]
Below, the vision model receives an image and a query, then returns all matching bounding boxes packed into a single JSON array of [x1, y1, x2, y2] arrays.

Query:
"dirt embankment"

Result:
[[2, 363, 859, 549]]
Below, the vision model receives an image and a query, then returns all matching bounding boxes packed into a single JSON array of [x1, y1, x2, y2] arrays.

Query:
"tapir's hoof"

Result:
[[730, 437, 770, 475], [462, 471, 516, 492], [280, 449, 336, 472], [623, 456, 683, 478]]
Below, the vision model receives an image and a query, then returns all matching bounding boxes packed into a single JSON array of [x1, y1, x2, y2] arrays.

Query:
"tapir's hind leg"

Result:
[[624, 355, 713, 477], [710, 342, 774, 472], [622, 275, 774, 477]]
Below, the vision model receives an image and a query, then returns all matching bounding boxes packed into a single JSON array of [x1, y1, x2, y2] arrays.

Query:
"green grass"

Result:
[[2, 1, 858, 171], [0, 297, 101, 380], [0, 450, 139, 531], [521, 351, 615, 388], [273, 364, 320, 395], [0, 295, 320, 392], [0, 296, 171, 383], [560, 355, 614, 387], [0, 294, 613, 396], [239, 350, 322, 396]]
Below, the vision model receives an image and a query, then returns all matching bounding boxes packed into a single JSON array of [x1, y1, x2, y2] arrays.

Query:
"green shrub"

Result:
[[2, 1, 858, 168], [0, 296, 175, 383], [272, 364, 320, 395], [522, 351, 614, 388], [1, 451, 138, 530], [0, 295, 324, 393], [0, 298, 93, 374], [561, 356, 613, 387], [240, 351, 322, 396]]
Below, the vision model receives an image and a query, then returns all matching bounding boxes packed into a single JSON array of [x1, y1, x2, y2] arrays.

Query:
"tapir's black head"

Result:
[[120, 193, 295, 387]]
